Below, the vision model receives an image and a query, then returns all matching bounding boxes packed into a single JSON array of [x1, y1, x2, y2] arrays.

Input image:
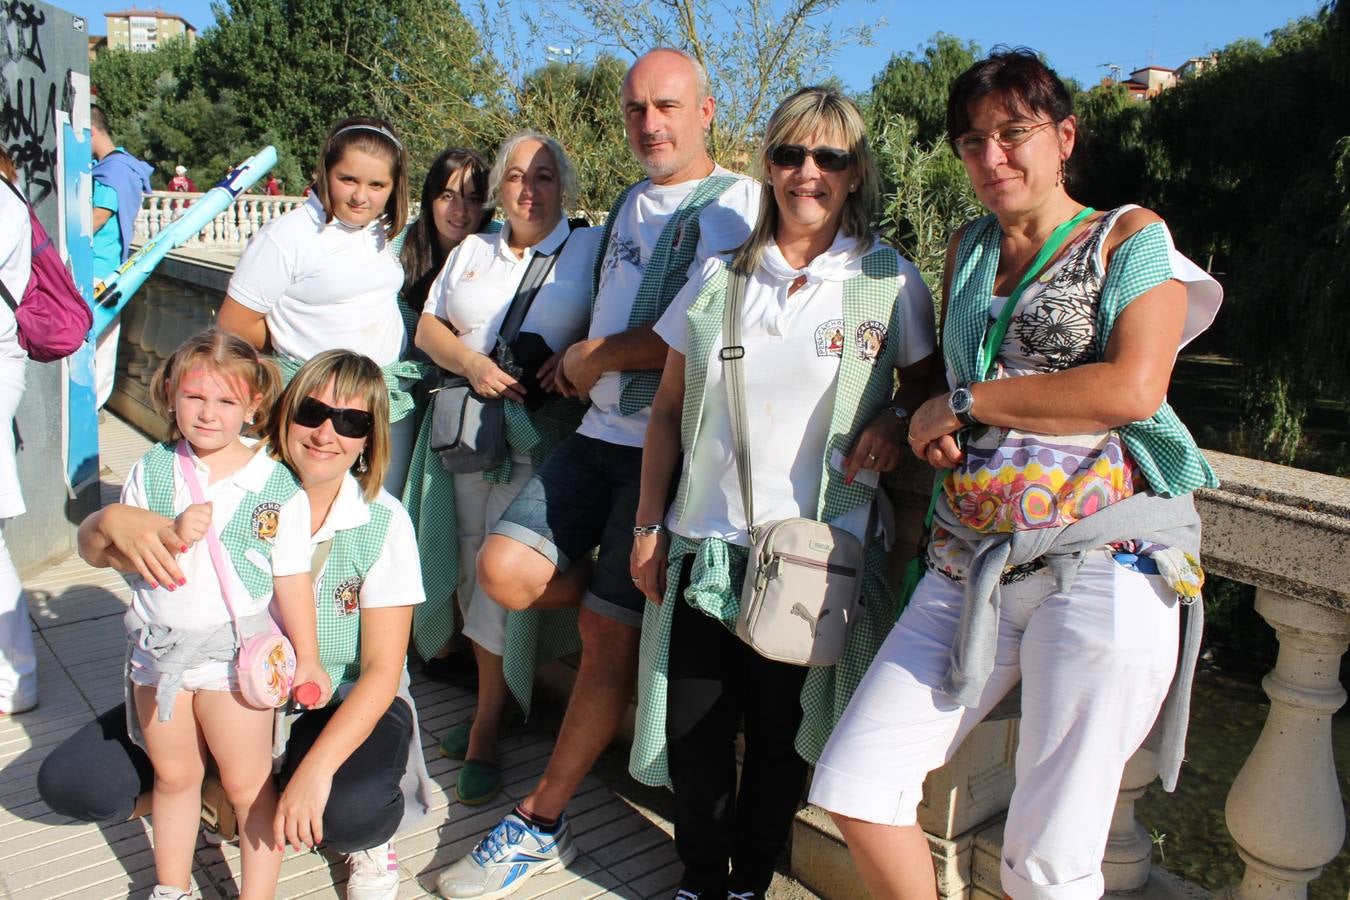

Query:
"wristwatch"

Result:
[[947, 383, 979, 427]]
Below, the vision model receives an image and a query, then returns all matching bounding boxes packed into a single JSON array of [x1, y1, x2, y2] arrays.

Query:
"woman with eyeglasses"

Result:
[[41, 350, 432, 900], [629, 86, 940, 899], [808, 49, 1222, 900]]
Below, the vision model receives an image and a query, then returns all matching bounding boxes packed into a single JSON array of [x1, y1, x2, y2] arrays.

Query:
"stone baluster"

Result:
[[1221, 588, 1350, 900], [1103, 745, 1159, 892], [243, 197, 261, 245], [128, 282, 166, 395]]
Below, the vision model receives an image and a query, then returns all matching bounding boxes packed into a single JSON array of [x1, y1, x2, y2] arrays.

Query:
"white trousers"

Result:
[[451, 459, 534, 656], [809, 550, 1179, 900], [94, 317, 119, 410], [0, 355, 32, 706]]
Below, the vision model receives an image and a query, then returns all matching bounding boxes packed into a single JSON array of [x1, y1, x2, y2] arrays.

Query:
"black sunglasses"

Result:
[[293, 396, 375, 439], [768, 144, 855, 172]]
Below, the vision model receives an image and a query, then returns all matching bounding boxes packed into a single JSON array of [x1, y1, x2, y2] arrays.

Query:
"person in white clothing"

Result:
[[0, 149, 36, 716], [631, 86, 940, 899], [218, 116, 418, 496], [414, 131, 601, 806], [438, 48, 760, 900], [98, 330, 323, 900]]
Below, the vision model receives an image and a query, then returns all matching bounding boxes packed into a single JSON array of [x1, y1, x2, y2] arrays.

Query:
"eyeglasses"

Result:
[[953, 121, 1055, 158], [293, 396, 374, 439], [768, 144, 855, 173]]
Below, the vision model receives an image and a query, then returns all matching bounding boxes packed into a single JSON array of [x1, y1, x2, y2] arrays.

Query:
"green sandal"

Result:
[[454, 759, 501, 806], [439, 720, 473, 760]]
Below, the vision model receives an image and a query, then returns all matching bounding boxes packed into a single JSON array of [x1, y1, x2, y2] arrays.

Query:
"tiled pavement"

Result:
[[0, 414, 814, 899]]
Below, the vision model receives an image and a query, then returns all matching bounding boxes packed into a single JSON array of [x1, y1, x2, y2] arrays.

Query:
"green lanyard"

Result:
[[977, 206, 1095, 380], [897, 206, 1096, 614]]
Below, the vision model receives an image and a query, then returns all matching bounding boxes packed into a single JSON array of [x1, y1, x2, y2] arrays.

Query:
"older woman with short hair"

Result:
[[809, 49, 1222, 900], [414, 130, 602, 807], [631, 86, 940, 899]]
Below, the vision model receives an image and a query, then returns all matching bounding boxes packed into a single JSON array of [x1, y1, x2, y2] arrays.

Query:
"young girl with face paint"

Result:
[[107, 330, 327, 900]]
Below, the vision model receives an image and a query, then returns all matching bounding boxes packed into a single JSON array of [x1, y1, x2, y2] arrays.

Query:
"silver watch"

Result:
[[948, 383, 979, 427]]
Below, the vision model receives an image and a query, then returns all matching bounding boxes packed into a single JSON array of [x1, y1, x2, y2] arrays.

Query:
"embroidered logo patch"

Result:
[[815, 319, 845, 357], [334, 576, 362, 616], [252, 502, 281, 542], [855, 321, 888, 363], [462, 269, 479, 282]]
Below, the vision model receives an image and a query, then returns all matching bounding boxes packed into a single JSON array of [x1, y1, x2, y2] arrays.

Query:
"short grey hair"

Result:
[[487, 130, 580, 211], [633, 47, 711, 102]]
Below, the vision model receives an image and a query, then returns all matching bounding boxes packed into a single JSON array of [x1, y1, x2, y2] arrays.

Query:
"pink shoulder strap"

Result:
[[174, 441, 246, 640]]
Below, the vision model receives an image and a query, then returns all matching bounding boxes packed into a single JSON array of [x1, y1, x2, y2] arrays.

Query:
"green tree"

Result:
[[89, 37, 195, 136], [865, 33, 980, 147], [1140, 6, 1350, 465]]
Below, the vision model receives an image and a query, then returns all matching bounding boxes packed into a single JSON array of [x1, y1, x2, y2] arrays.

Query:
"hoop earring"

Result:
[[356, 452, 368, 475]]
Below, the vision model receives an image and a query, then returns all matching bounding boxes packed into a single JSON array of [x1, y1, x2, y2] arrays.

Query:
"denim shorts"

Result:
[[491, 433, 646, 627]]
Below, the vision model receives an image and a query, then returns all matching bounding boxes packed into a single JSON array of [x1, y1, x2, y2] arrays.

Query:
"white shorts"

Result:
[[809, 549, 1179, 900], [452, 459, 534, 656], [129, 650, 239, 694]]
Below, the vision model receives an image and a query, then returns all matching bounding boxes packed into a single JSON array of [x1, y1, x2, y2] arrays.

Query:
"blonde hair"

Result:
[[149, 329, 280, 443], [487, 130, 580, 213], [732, 87, 881, 274], [311, 116, 410, 241], [269, 350, 390, 502]]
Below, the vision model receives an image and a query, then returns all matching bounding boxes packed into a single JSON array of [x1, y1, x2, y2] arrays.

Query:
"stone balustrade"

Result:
[[105, 254, 1349, 900], [132, 190, 305, 254]]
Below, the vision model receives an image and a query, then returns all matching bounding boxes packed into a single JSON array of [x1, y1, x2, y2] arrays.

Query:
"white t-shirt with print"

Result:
[[311, 474, 426, 611], [0, 183, 31, 363], [123, 444, 313, 630], [654, 236, 935, 547], [578, 169, 760, 448], [423, 217, 602, 357], [228, 196, 406, 366]]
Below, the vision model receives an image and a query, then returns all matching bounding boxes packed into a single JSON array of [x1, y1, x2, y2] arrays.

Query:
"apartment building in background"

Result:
[[104, 8, 196, 52]]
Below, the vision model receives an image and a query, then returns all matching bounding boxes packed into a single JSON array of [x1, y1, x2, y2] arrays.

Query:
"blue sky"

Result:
[[65, 0, 1328, 91]]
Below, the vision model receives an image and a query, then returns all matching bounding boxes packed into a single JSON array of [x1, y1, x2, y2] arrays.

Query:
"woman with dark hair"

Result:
[[397, 148, 494, 327], [809, 49, 1222, 900], [630, 86, 939, 899]]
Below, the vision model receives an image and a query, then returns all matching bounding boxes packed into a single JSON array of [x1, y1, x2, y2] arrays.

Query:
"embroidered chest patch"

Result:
[[855, 321, 888, 363], [334, 576, 362, 616], [815, 319, 845, 357], [252, 502, 281, 542]]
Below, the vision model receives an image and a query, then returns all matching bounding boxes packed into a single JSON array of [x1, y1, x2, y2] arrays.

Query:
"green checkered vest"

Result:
[[946, 211, 1217, 496], [592, 174, 741, 415], [141, 441, 304, 603], [313, 500, 393, 688], [672, 248, 903, 524]]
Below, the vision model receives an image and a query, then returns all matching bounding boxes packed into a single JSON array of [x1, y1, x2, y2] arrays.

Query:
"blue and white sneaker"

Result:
[[436, 812, 577, 899]]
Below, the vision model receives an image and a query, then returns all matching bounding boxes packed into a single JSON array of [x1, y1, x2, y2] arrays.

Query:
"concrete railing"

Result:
[[107, 256, 1350, 900], [132, 191, 306, 254]]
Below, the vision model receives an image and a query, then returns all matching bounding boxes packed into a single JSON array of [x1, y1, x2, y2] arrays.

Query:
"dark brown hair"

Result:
[[400, 147, 492, 299], [945, 48, 1074, 154], [311, 116, 409, 241]]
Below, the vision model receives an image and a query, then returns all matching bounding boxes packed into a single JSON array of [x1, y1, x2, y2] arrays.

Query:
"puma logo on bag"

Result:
[[791, 603, 830, 637]]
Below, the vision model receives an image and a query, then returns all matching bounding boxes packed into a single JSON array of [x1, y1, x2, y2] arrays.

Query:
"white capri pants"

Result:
[[809, 549, 1179, 900], [452, 459, 534, 656]]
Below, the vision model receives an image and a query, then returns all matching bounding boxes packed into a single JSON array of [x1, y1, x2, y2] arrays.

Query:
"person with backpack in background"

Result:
[[0, 146, 38, 715], [91, 105, 153, 410]]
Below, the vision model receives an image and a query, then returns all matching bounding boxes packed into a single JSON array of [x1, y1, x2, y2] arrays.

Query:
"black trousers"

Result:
[[37, 697, 413, 854], [666, 560, 811, 895]]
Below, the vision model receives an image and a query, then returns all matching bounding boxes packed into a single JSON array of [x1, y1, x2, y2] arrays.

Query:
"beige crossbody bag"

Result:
[[721, 268, 872, 667]]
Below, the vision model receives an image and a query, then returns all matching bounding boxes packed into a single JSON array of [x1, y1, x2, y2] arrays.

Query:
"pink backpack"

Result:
[[0, 179, 93, 362]]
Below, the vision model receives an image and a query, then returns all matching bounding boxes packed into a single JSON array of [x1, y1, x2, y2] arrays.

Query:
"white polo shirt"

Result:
[[228, 195, 406, 366], [0, 182, 30, 363], [123, 443, 313, 629], [655, 235, 935, 547], [312, 474, 426, 610], [422, 217, 602, 356], [578, 169, 760, 448]]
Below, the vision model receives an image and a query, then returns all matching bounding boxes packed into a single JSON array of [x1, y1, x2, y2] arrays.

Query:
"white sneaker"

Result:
[[436, 812, 576, 899], [0, 680, 37, 715], [346, 841, 400, 900], [148, 886, 192, 900]]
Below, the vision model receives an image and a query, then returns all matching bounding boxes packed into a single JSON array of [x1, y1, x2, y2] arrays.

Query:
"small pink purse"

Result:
[[176, 443, 296, 709]]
